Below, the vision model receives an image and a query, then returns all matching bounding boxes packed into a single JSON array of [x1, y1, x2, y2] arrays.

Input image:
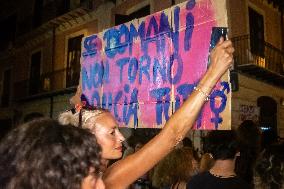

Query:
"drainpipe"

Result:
[[50, 96, 54, 118], [50, 25, 56, 118], [281, 10, 284, 51], [52, 25, 56, 81]]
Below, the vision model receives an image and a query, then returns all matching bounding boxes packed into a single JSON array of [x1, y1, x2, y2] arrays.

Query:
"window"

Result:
[[257, 96, 278, 147], [33, 0, 43, 28], [115, 5, 150, 25], [1, 69, 12, 107], [249, 7, 264, 57], [57, 0, 70, 16], [66, 34, 83, 87], [0, 15, 16, 51], [29, 51, 41, 95]]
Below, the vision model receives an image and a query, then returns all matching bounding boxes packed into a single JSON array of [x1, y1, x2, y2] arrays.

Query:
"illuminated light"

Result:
[[260, 126, 271, 131]]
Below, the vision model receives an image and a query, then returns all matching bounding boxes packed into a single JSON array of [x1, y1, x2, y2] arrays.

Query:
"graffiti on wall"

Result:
[[80, 0, 231, 129], [239, 105, 259, 122]]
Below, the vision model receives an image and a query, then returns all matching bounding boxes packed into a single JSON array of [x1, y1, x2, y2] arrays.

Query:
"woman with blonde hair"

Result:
[[59, 37, 234, 189]]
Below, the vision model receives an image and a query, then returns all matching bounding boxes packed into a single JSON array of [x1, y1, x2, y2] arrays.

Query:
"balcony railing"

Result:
[[13, 68, 79, 100], [232, 35, 284, 75], [15, 0, 93, 47]]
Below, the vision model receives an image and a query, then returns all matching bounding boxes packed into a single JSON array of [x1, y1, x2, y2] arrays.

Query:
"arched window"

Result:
[[257, 96, 278, 147]]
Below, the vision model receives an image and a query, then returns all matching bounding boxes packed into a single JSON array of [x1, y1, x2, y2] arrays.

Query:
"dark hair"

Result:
[[23, 112, 44, 123], [182, 137, 193, 148], [204, 130, 239, 160], [255, 148, 284, 189], [235, 120, 262, 187], [237, 120, 261, 149], [0, 118, 102, 189]]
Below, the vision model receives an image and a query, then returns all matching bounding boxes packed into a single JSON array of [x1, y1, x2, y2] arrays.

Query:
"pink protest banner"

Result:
[[80, 0, 231, 129]]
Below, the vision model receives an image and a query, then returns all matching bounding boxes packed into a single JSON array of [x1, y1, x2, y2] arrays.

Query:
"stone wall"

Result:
[[232, 74, 284, 137]]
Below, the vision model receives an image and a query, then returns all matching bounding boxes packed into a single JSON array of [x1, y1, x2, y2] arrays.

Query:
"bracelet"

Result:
[[194, 86, 210, 101]]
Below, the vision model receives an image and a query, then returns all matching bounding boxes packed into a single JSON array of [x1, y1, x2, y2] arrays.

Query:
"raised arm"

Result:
[[103, 38, 234, 189]]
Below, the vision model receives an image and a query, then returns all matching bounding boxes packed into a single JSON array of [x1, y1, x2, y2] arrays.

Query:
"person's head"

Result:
[[235, 120, 262, 185], [152, 147, 197, 188], [204, 130, 240, 160], [59, 107, 125, 160], [182, 137, 193, 148], [0, 118, 104, 189], [255, 149, 284, 189], [237, 120, 261, 151], [23, 112, 44, 123], [134, 142, 144, 152]]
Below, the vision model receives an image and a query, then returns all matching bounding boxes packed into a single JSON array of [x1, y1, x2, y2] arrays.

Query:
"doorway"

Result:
[[257, 96, 278, 147]]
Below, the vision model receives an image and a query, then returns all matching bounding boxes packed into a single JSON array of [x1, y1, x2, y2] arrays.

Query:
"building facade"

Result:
[[0, 0, 283, 144], [228, 0, 284, 144]]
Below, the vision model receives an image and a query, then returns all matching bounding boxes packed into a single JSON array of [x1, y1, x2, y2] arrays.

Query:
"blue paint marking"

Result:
[[82, 66, 92, 90], [116, 57, 130, 83], [88, 85, 139, 126], [174, 82, 203, 128], [159, 12, 171, 35], [145, 16, 161, 53], [174, 83, 194, 111], [150, 87, 171, 125], [107, 93, 113, 111], [128, 57, 138, 83], [159, 12, 171, 54], [102, 93, 108, 109], [91, 91, 101, 106], [92, 0, 196, 59], [168, 54, 183, 84], [82, 62, 105, 90], [102, 93, 114, 110], [92, 62, 103, 88], [210, 82, 230, 129], [102, 60, 110, 84], [153, 57, 167, 84], [186, 0, 196, 10], [139, 55, 151, 84], [124, 84, 130, 93], [176, 83, 194, 100], [104, 28, 120, 58], [175, 95, 181, 110], [172, 6, 180, 55], [129, 22, 145, 55], [114, 91, 123, 122], [85, 79, 229, 127], [196, 109, 203, 129], [82, 1, 231, 128], [123, 87, 138, 126], [114, 54, 184, 86], [184, 12, 194, 51], [83, 35, 99, 56], [118, 24, 130, 54]]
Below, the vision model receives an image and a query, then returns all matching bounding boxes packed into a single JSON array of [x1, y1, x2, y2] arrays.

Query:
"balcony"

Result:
[[232, 35, 284, 88], [15, 0, 93, 47], [13, 68, 78, 101]]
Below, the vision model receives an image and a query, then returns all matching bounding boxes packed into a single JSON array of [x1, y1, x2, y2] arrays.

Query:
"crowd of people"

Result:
[[0, 37, 283, 189]]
